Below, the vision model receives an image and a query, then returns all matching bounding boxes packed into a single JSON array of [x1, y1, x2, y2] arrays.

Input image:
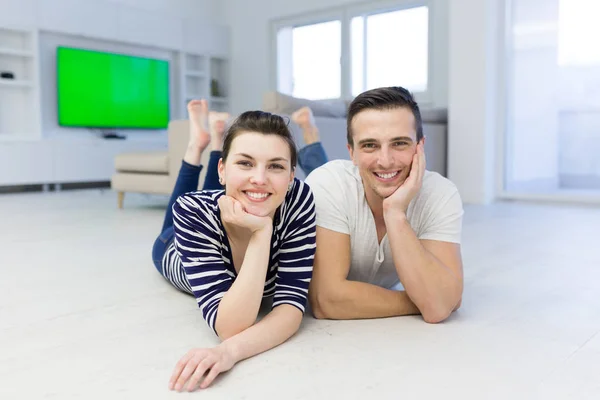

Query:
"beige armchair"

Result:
[[111, 120, 211, 208]]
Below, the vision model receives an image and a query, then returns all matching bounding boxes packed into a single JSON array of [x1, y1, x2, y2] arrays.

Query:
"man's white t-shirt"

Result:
[[304, 160, 464, 290]]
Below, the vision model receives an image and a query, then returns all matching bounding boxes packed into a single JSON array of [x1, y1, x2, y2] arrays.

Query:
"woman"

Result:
[[152, 100, 317, 392], [199, 105, 329, 182]]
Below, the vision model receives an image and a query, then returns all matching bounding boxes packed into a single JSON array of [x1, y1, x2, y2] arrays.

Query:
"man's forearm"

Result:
[[384, 211, 461, 321], [312, 280, 420, 320], [216, 228, 272, 338]]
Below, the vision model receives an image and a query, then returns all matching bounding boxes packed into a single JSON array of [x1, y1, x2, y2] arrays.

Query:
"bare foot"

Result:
[[208, 111, 230, 151], [291, 106, 320, 145], [185, 99, 211, 166]]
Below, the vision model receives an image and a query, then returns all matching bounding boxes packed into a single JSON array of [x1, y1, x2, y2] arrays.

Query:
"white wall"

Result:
[[0, 0, 227, 186], [1, 0, 228, 56], [447, 0, 501, 204], [222, 0, 449, 114], [0, 0, 225, 29], [505, 0, 559, 192]]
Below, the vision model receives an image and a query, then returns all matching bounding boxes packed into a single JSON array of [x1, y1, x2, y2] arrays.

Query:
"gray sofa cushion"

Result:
[[420, 108, 448, 124], [263, 91, 347, 118]]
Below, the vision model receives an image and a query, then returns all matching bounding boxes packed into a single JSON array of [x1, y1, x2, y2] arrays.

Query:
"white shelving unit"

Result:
[[208, 56, 229, 112], [179, 52, 229, 116], [0, 79, 33, 88], [0, 48, 34, 57], [0, 27, 41, 141], [185, 71, 205, 78]]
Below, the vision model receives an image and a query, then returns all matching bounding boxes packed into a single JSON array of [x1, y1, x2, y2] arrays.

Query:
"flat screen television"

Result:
[[57, 46, 170, 129]]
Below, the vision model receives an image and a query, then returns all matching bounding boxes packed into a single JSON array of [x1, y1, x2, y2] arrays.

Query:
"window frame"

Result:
[[270, 0, 433, 103]]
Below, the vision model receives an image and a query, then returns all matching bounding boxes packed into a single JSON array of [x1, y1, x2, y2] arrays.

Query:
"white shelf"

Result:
[[0, 80, 33, 88], [185, 71, 205, 78], [0, 48, 34, 57]]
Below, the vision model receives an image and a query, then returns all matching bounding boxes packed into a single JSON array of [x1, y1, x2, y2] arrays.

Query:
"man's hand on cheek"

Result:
[[382, 140, 426, 217]]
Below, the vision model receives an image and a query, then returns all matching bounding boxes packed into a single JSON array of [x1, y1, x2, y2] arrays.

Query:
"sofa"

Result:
[[110, 120, 210, 208], [111, 92, 448, 207], [262, 91, 448, 180]]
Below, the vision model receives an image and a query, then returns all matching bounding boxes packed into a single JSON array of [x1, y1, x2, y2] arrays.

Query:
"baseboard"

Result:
[[0, 181, 111, 194], [0, 184, 45, 194]]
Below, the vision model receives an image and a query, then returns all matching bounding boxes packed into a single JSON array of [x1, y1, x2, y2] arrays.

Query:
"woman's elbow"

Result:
[[215, 322, 250, 340], [216, 327, 242, 341]]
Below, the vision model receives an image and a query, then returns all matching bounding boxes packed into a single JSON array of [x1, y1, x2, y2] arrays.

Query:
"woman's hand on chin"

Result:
[[218, 195, 272, 234]]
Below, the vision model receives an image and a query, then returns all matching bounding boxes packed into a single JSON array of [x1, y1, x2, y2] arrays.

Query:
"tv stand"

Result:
[[101, 131, 126, 140]]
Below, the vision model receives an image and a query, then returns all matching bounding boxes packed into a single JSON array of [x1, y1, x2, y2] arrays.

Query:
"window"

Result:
[[557, 0, 600, 67], [274, 1, 430, 101], [351, 7, 429, 96], [505, 0, 600, 196], [277, 21, 341, 100]]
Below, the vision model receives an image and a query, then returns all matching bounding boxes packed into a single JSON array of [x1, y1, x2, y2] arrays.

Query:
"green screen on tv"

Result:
[[57, 47, 170, 129]]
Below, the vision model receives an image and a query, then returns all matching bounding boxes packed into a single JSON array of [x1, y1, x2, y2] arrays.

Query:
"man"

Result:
[[304, 86, 463, 323]]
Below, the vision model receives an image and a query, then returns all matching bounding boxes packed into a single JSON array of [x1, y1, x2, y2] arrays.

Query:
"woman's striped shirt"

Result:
[[161, 178, 316, 333]]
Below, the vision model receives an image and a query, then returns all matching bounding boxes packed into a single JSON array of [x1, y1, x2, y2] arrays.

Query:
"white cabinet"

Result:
[[0, 141, 54, 185], [0, 139, 168, 185], [51, 139, 168, 183]]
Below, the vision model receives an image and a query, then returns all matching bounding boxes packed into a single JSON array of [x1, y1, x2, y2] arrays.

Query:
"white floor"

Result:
[[1, 189, 599, 400]]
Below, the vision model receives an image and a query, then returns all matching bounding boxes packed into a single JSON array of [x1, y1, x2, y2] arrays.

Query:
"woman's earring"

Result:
[[288, 182, 293, 192], [219, 177, 224, 185]]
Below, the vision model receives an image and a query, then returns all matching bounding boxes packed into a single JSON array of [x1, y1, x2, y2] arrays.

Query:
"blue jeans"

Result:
[[152, 151, 222, 274], [298, 142, 328, 176]]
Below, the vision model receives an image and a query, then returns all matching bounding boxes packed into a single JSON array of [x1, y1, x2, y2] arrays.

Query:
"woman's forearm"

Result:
[[221, 305, 303, 362], [215, 227, 272, 338]]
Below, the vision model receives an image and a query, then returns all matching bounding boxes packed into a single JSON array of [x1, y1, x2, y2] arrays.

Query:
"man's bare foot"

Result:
[[208, 111, 230, 151], [291, 106, 320, 145], [185, 99, 211, 166]]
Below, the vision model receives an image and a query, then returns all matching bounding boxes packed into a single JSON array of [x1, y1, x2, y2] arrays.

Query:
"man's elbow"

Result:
[[422, 309, 450, 324], [309, 293, 329, 319], [309, 291, 340, 320], [312, 305, 329, 320], [422, 297, 462, 324]]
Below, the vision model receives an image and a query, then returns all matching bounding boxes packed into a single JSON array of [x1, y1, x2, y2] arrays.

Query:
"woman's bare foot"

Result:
[[185, 99, 211, 166], [208, 111, 230, 151], [291, 106, 320, 145]]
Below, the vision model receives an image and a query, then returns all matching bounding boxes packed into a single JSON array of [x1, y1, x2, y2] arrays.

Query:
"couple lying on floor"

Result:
[[151, 86, 464, 392]]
